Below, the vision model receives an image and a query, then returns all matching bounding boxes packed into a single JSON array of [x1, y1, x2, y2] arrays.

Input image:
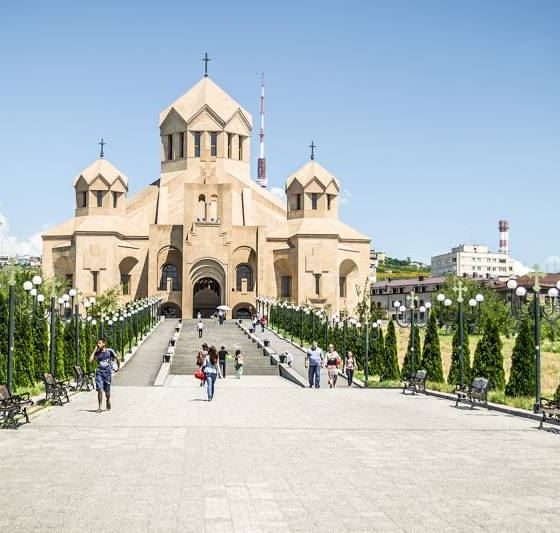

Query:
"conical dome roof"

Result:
[[73, 159, 129, 188], [159, 77, 252, 127], [286, 160, 340, 191]]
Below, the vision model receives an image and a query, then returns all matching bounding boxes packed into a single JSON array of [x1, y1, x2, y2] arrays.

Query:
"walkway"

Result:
[[112, 320, 176, 387], [258, 325, 354, 387], [1, 382, 559, 531]]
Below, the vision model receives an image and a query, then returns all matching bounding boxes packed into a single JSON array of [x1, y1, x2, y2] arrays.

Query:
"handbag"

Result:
[[194, 369, 206, 381]]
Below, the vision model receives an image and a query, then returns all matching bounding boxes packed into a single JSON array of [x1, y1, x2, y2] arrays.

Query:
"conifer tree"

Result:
[[505, 315, 535, 397], [14, 306, 34, 388], [369, 326, 384, 376], [55, 318, 65, 378], [0, 292, 7, 384], [381, 320, 400, 381], [420, 312, 444, 382], [64, 319, 76, 377], [402, 326, 421, 378], [471, 318, 505, 390], [32, 307, 49, 379], [447, 315, 471, 385]]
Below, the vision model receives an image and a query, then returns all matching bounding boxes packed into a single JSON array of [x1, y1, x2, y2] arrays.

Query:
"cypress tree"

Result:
[[14, 306, 34, 388], [55, 317, 65, 379], [447, 316, 471, 385], [63, 319, 76, 377], [472, 318, 505, 390], [32, 307, 49, 379], [369, 326, 384, 376], [402, 326, 421, 378], [0, 292, 8, 384], [381, 320, 400, 381], [505, 315, 535, 397], [420, 312, 444, 383]]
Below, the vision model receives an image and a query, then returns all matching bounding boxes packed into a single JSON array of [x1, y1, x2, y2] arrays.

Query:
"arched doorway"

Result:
[[232, 302, 255, 319], [193, 277, 221, 318], [190, 258, 227, 318], [161, 302, 182, 318]]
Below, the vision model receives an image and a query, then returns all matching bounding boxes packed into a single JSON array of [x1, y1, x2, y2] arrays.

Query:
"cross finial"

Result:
[[309, 141, 316, 160], [529, 264, 545, 292], [452, 279, 468, 303], [98, 138, 106, 159], [406, 290, 419, 309], [202, 52, 211, 77]]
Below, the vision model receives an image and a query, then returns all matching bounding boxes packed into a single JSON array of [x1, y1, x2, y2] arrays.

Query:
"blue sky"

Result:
[[0, 0, 558, 268]]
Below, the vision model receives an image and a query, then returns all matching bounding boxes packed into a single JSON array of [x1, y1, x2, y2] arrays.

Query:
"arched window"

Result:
[[161, 264, 178, 291], [236, 264, 253, 292]]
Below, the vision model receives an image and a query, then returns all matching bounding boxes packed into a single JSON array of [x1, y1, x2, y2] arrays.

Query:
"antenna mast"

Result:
[[257, 73, 267, 188]]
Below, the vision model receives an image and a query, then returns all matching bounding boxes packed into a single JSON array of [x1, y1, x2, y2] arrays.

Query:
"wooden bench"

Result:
[[0, 384, 33, 428], [402, 370, 427, 394], [42, 373, 71, 406], [537, 398, 560, 429], [455, 377, 489, 409], [73, 366, 95, 392]]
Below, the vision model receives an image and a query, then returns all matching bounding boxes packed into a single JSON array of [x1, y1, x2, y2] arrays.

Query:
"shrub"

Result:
[[505, 315, 535, 397]]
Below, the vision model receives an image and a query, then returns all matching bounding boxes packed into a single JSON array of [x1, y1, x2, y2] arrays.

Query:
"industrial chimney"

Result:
[[498, 220, 509, 254]]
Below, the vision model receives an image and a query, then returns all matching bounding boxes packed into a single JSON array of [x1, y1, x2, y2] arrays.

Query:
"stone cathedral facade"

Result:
[[42, 75, 370, 318]]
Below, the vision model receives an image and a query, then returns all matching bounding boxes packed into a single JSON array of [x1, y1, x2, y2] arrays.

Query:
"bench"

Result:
[[74, 366, 95, 391], [537, 398, 560, 429], [402, 370, 427, 394], [0, 384, 33, 428], [455, 377, 489, 408], [42, 373, 71, 406]]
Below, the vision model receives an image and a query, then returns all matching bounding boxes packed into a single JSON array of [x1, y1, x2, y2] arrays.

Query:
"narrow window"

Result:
[[96, 191, 103, 207], [327, 194, 332, 210], [227, 133, 232, 158], [112, 191, 118, 208], [238, 136, 243, 160], [166, 134, 173, 160], [179, 132, 185, 158], [161, 264, 178, 291], [314, 274, 321, 296], [339, 276, 346, 297], [210, 132, 217, 157], [194, 132, 201, 157], [65, 274, 73, 290], [80, 191, 87, 208], [121, 274, 130, 295], [296, 194, 302, 210], [281, 276, 292, 298], [92, 271, 99, 293], [311, 193, 318, 210]]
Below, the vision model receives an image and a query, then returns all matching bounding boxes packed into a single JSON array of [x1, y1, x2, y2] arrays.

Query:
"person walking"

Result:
[[89, 338, 120, 413], [197, 311, 202, 320], [203, 346, 221, 401], [234, 349, 244, 379], [325, 344, 341, 388], [197, 319, 204, 338], [218, 345, 228, 378], [305, 340, 324, 388], [344, 351, 357, 387], [196, 344, 208, 387]]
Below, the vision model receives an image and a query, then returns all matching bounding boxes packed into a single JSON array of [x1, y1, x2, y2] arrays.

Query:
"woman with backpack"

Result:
[[203, 346, 222, 401]]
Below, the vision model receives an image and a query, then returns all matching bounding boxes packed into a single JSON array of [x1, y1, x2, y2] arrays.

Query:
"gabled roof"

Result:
[[285, 160, 340, 191], [73, 159, 129, 188], [159, 77, 252, 128]]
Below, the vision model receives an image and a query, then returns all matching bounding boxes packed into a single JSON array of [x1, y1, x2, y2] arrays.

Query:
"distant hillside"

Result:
[[376, 256, 431, 281]]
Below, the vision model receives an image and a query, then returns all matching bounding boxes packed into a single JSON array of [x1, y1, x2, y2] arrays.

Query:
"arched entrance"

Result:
[[193, 277, 221, 318], [190, 258, 227, 318], [232, 302, 255, 319], [161, 302, 182, 318]]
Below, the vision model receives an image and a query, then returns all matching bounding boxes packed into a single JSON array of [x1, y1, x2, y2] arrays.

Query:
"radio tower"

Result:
[[256, 73, 267, 188]]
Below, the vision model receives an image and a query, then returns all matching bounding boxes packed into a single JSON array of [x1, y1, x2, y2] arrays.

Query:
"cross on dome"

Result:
[[98, 138, 106, 159], [202, 52, 211, 77]]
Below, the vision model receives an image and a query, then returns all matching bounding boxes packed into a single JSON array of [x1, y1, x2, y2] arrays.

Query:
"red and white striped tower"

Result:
[[256, 73, 267, 188], [499, 220, 509, 254]]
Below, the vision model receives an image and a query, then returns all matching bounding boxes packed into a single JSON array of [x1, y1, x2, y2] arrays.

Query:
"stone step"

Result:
[[170, 319, 279, 377]]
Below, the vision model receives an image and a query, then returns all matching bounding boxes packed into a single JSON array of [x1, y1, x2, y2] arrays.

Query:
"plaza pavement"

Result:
[[1, 367, 560, 532]]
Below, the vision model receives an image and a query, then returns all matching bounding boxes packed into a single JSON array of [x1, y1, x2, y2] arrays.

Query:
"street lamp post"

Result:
[[435, 280, 484, 387], [394, 290, 431, 376]]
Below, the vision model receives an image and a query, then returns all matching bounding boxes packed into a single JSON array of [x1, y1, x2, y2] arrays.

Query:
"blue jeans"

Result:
[[205, 372, 217, 400], [308, 364, 321, 388]]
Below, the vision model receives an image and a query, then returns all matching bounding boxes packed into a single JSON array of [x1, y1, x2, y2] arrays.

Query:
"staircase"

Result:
[[171, 319, 278, 376]]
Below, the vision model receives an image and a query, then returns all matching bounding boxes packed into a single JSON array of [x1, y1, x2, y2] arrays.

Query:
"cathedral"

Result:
[[42, 72, 371, 318]]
